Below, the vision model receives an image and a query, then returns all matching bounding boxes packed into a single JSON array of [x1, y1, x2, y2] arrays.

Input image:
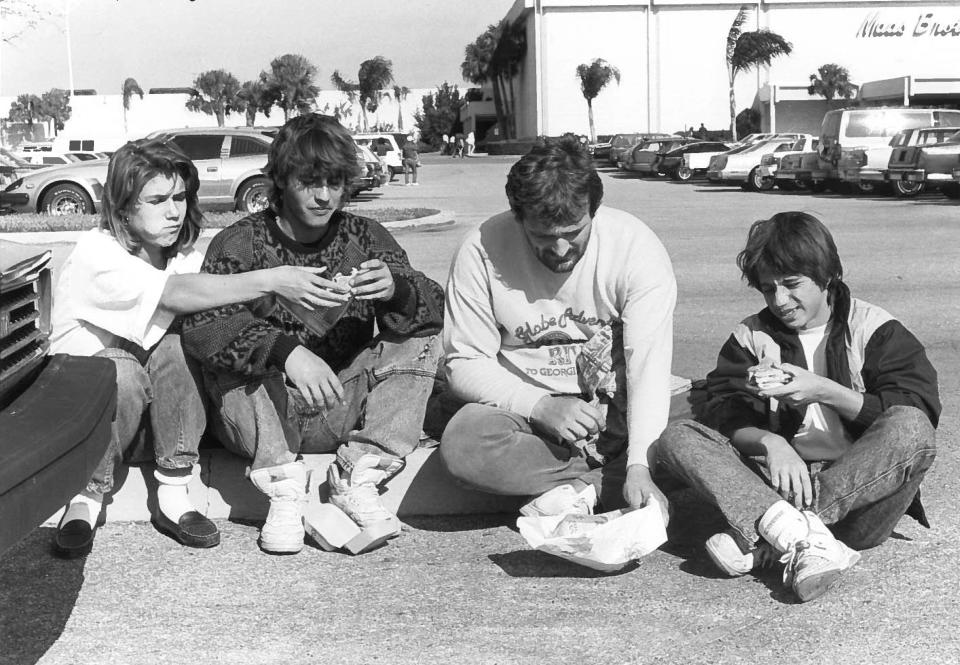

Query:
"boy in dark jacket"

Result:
[[656, 211, 939, 602], [183, 115, 443, 554]]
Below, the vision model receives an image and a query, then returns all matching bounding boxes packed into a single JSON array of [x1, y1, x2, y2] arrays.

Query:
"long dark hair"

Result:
[[737, 211, 852, 386]]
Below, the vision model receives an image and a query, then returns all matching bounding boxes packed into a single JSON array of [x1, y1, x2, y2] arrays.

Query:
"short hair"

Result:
[[100, 138, 202, 257], [265, 114, 361, 213], [505, 136, 603, 226], [737, 211, 842, 291]]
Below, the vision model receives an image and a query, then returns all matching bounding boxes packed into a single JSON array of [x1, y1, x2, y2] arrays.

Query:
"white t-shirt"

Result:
[[50, 228, 203, 356], [791, 323, 853, 461], [444, 206, 677, 467]]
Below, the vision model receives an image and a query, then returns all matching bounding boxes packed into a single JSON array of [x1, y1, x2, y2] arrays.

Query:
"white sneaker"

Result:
[[758, 500, 861, 601], [705, 530, 779, 577], [327, 454, 402, 536], [249, 462, 307, 554], [520, 483, 597, 518]]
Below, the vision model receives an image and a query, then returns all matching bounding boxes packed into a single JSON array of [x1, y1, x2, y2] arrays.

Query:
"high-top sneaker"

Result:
[[327, 454, 403, 537], [758, 500, 861, 602], [249, 461, 307, 554], [705, 530, 779, 577]]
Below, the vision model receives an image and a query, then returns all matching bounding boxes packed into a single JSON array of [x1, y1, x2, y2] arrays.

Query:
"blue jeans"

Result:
[[83, 333, 206, 499], [204, 334, 441, 473], [655, 405, 936, 551], [440, 403, 630, 511]]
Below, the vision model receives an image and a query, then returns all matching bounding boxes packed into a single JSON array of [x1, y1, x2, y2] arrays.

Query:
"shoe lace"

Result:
[[340, 481, 393, 522], [780, 539, 811, 584], [268, 495, 303, 527]]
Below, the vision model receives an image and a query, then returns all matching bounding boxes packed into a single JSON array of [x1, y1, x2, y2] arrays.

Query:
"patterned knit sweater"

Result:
[[182, 209, 444, 375]]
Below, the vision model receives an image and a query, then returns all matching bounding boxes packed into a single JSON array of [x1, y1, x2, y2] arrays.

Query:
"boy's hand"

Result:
[[530, 395, 604, 445], [349, 259, 396, 301], [758, 363, 829, 408], [624, 464, 670, 526], [284, 346, 343, 410], [763, 433, 812, 508]]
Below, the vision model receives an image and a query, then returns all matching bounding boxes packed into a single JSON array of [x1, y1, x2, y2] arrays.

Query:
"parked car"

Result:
[[353, 143, 388, 194], [622, 138, 696, 175], [607, 133, 673, 167], [587, 134, 614, 160], [352, 133, 403, 177], [707, 136, 815, 191], [878, 127, 960, 197], [15, 153, 83, 167], [885, 130, 960, 200], [0, 147, 45, 190], [659, 141, 734, 180], [777, 107, 960, 192], [760, 137, 820, 191], [1, 127, 274, 215], [837, 125, 960, 195]]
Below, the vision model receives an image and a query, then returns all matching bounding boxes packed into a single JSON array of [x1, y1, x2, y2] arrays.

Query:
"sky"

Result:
[[0, 0, 517, 97]]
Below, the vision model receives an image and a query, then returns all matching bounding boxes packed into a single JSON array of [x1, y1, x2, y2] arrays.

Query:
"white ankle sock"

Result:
[[61, 494, 101, 528], [155, 469, 195, 522]]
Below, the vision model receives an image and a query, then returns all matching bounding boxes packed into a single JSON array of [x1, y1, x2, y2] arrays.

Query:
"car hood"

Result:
[[19, 159, 109, 183]]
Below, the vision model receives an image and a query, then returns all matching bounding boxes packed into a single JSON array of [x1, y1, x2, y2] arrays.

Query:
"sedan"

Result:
[[621, 138, 696, 175], [707, 136, 814, 191], [658, 141, 734, 180]]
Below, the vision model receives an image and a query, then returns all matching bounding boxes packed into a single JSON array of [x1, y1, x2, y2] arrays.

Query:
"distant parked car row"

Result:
[[595, 108, 960, 202], [1, 127, 391, 216]]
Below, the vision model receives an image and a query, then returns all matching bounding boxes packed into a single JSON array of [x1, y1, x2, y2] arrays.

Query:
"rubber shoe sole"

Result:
[[793, 549, 861, 602]]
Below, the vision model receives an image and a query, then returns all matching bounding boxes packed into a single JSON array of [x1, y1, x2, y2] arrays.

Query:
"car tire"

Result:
[[941, 183, 960, 199], [674, 165, 693, 181], [40, 183, 94, 215], [809, 180, 828, 193], [893, 180, 924, 198], [236, 178, 270, 213], [748, 167, 774, 192], [855, 181, 877, 195]]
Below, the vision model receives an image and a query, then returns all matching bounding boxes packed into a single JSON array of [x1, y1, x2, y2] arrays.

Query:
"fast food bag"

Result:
[[516, 499, 667, 572]]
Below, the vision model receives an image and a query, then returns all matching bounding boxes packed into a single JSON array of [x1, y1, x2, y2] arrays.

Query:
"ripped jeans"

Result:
[[204, 334, 442, 473]]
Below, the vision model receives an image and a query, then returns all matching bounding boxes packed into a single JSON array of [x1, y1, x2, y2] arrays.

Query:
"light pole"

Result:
[[64, 0, 75, 94]]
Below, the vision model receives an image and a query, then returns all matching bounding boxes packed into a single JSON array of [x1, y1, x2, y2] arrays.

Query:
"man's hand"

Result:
[[284, 346, 343, 410], [268, 266, 350, 309], [763, 433, 812, 508], [529, 395, 604, 445], [349, 259, 396, 301], [624, 464, 670, 526]]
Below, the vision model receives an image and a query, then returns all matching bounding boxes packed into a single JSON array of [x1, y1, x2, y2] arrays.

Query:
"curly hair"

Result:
[[265, 114, 362, 213], [505, 136, 603, 226], [100, 138, 202, 259]]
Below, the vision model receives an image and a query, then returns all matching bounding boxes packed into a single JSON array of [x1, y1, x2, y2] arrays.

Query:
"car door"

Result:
[[166, 134, 226, 205]]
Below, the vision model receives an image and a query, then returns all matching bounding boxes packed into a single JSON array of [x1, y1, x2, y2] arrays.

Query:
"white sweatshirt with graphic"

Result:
[[443, 206, 676, 467]]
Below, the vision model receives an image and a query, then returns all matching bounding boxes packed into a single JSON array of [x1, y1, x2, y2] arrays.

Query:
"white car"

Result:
[[707, 135, 816, 191], [760, 137, 820, 191], [352, 133, 403, 177]]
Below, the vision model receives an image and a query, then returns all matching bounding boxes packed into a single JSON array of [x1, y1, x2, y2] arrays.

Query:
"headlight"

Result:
[[4, 178, 23, 192]]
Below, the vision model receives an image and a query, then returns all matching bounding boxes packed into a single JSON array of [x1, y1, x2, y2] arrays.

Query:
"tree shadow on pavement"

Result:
[[0, 528, 86, 665]]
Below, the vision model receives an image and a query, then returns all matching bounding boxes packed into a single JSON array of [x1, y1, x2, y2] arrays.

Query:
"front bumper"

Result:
[[840, 168, 885, 182], [706, 169, 747, 184], [0, 192, 31, 212], [776, 169, 832, 182]]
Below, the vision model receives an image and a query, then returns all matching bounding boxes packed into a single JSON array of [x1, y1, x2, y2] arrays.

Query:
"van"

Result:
[[779, 107, 960, 191], [352, 133, 402, 177]]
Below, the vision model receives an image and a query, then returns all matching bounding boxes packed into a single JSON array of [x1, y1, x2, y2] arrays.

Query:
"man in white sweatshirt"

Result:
[[439, 137, 676, 519]]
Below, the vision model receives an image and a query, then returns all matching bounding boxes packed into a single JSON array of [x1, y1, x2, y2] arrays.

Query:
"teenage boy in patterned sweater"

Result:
[[183, 115, 443, 554], [440, 137, 677, 522]]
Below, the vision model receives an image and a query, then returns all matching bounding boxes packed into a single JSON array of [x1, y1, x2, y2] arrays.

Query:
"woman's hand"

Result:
[[763, 433, 812, 508], [349, 259, 396, 301], [268, 266, 350, 309]]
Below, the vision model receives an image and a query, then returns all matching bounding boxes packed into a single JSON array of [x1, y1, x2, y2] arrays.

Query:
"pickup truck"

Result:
[[885, 130, 960, 200], [0, 251, 116, 556], [838, 126, 960, 197]]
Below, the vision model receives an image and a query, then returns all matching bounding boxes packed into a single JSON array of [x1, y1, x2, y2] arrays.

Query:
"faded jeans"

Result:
[[655, 405, 937, 551], [204, 334, 441, 474], [83, 333, 206, 499], [439, 403, 630, 511]]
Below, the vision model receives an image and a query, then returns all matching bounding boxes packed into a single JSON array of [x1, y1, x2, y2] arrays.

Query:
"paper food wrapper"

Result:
[[517, 500, 667, 572]]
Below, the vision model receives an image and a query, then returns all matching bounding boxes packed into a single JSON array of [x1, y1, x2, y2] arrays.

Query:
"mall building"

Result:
[[461, 0, 960, 139]]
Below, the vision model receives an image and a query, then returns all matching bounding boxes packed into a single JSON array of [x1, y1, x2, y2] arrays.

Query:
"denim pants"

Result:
[[204, 334, 441, 473], [655, 405, 936, 551], [402, 158, 418, 184], [439, 403, 630, 511], [83, 333, 206, 499]]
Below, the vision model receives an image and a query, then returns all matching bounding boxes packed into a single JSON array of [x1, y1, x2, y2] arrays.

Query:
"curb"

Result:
[[0, 210, 455, 245]]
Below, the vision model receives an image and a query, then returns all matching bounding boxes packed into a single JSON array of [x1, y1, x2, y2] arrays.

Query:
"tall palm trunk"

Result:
[[491, 76, 507, 140], [728, 65, 738, 141], [587, 100, 596, 143], [397, 103, 403, 132]]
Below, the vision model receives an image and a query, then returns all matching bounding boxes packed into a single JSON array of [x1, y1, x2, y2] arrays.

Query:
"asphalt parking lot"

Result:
[[2, 154, 958, 664]]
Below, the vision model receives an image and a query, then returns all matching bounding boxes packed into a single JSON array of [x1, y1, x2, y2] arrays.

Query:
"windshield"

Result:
[[844, 110, 935, 138], [612, 134, 639, 147]]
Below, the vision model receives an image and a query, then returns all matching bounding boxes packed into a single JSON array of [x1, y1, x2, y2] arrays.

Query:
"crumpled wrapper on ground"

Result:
[[516, 500, 667, 572]]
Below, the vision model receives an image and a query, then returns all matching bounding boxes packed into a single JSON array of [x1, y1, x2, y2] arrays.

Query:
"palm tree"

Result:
[[121, 77, 144, 136], [185, 69, 241, 127], [462, 27, 502, 136], [726, 5, 792, 141], [576, 59, 620, 143], [392, 84, 410, 132], [332, 57, 394, 132], [807, 63, 857, 102], [261, 54, 319, 122], [235, 79, 271, 127], [462, 19, 526, 141]]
